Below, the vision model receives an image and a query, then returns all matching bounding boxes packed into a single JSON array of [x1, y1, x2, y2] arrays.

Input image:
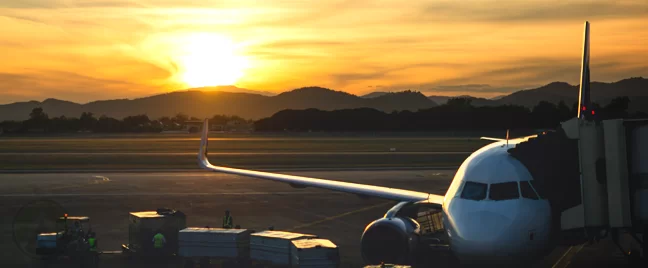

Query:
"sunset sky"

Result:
[[1, 0, 647, 104]]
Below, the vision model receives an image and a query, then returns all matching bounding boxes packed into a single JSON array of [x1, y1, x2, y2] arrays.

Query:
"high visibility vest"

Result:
[[153, 233, 165, 248], [88, 238, 97, 251], [223, 215, 233, 228]]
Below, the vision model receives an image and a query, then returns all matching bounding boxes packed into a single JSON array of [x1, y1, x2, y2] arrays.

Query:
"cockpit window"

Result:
[[528, 180, 545, 199], [520, 181, 539, 200], [488, 182, 520, 201], [460, 181, 487, 201]]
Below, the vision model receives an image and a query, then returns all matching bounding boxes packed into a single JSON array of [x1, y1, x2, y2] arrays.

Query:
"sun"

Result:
[[178, 33, 249, 87]]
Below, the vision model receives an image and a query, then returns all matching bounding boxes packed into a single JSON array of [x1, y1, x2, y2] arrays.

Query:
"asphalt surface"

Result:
[[0, 152, 471, 156], [0, 170, 636, 267]]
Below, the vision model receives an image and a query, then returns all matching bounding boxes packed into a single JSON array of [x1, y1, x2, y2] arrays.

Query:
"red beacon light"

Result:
[[591, 110, 595, 115]]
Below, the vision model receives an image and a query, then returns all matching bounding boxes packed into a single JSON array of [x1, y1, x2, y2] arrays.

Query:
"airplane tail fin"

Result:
[[198, 119, 211, 168], [577, 21, 591, 120]]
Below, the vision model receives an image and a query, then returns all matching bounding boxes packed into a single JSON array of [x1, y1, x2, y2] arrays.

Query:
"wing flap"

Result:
[[198, 119, 443, 204]]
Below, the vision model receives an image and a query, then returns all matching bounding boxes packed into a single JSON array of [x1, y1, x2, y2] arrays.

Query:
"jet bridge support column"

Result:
[[602, 119, 632, 229], [629, 122, 648, 227], [560, 118, 609, 235]]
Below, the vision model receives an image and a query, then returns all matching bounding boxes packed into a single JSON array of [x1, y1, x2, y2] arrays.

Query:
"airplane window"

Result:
[[528, 181, 545, 199], [489, 182, 520, 201], [460, 181, 487, 201], [520, 181, 539, 200]]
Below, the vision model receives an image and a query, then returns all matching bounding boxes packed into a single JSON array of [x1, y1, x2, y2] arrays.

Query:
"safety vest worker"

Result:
[[88, 236, 97, 252], [153, 232, 166, 249], [222, 210, 233, 228]]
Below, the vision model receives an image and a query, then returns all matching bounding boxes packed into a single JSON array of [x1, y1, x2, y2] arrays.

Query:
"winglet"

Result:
[[577, 21, 591, 120], [198, 119, 211, 168]]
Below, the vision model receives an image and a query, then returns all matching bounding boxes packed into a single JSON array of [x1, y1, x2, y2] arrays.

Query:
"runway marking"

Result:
[[0, 191, 348, 197], [552, 244, 585, 268], [40, 175, 112, 191], [287, 201, 393, 231]]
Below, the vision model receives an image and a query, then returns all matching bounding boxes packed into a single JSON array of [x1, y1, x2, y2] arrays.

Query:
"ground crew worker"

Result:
[[152, 230, 166, 254], [222, 209, 233, 228], [88, 232, 98, 264], [88, 232, 98, 252]]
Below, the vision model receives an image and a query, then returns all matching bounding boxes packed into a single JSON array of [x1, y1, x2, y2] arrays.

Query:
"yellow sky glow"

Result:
[[0, 0, 647, 104]]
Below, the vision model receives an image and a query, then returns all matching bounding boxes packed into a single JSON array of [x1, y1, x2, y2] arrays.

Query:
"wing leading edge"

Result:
[[198, 119, 443, 204]]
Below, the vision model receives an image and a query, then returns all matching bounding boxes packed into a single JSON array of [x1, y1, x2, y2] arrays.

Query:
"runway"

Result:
[[0, 170, 452, 267], [0, 170, 633, 267], [0, 151, 471, 156]]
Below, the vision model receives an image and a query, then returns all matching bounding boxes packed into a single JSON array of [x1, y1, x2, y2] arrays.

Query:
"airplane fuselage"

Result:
[[442, 139, 553, 263]]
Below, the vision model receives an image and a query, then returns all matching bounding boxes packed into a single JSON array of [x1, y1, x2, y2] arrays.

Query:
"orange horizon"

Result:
[[1, 0, 647, 104]]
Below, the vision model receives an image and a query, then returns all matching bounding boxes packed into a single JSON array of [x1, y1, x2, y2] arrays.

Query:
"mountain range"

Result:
[[0, 77, 646, 121], [0, 87, 435, 121]]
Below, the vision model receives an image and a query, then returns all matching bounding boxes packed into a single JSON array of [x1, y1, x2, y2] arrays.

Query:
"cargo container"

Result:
[[122, 209, 186, 256], [290, 238, 340, 268], [178, 227, 252, 259], [250, 231, 317, 266]]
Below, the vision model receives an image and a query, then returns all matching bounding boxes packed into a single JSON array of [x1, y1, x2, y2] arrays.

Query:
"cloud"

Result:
[[1, 0, 647, 101], [418, 0, 648, 23], [354, 54, 648, 97], [258, 40, 347, 49], [0, 0, 63, 9], [0, 0, 146, 9], [0, 13, 47, 24], [329, 62, 466, 86], [0, 71, 153, 104]]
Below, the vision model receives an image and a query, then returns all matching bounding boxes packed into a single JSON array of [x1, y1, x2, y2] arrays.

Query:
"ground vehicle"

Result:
[[35, 215, 94, 258]]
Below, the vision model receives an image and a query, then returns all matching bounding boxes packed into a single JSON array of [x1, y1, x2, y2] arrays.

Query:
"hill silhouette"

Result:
[[0, 87, 435, 121], [428, 95, 496, 106], [360, 92, 389, 98], [254, 96, 644, 132], [495, 77, 648, 109], [0, 77, 646, 121]]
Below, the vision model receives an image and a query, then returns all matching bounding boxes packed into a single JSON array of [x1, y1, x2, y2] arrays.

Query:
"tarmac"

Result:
[[0, 170, 637, 267]]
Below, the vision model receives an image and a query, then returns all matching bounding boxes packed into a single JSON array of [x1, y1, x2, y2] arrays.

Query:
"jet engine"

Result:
[[360, 216, 420, 264]]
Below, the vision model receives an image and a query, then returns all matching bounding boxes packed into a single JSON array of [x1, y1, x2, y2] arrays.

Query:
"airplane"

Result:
[[197, 21, 594, 265]]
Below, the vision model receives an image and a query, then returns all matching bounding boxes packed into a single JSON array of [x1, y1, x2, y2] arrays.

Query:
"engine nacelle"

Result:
[[360, 216, 420, 265]]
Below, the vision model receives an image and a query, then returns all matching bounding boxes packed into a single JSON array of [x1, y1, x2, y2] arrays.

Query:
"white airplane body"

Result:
[[198, 22, 594, 265], [442, 138, 552, 262]]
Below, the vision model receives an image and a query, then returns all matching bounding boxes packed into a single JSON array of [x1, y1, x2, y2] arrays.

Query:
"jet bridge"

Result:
[[558, 118, 648, 233], [510, 117, 648, 258]]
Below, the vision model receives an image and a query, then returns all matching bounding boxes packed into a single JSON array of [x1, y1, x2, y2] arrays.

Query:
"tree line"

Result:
[[0, 108, 250, 134], [1, 96, 642, 134], [254, 97, 645, 132]]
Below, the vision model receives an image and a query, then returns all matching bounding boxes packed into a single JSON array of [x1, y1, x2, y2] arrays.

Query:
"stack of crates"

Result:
[[250, 231, 316, 266], [127, 209, 186, 255], [178, 227, 252, 259], [290, 238, 340, 267]]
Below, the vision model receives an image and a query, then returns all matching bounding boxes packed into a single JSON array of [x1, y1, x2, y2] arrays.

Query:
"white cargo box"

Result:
[[37, 233, 58, 249], [250, 231, 317, 265], [290, 239, 339, 268], [178, 227, 252, 258], [364, 265, 411, 268]]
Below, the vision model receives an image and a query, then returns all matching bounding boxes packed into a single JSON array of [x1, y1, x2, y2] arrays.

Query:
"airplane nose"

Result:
[[459, 211, 512, 241], [450, 211, 522, 260]]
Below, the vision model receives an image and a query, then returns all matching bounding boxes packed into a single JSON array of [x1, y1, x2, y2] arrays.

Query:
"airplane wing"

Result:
[[197, 119, 443, 205], [480, 137, 505, 141]]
